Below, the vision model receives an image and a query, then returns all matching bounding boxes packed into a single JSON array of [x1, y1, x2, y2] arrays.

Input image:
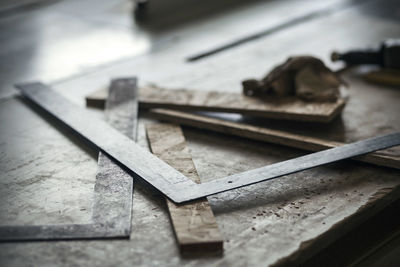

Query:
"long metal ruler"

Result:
[[16, 82, 400, 203]]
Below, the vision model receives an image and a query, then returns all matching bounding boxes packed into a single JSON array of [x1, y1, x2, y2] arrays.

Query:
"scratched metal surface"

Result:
[[0, 0, 400, 266]]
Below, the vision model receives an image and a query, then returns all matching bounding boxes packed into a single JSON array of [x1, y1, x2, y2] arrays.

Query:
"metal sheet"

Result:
[[16, 82, 400, 203]]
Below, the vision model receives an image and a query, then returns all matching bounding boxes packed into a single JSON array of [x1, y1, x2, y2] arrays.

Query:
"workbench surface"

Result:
[[0, 0, 399, 266]]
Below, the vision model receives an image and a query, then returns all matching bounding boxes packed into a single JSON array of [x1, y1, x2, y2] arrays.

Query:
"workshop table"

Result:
[[0, 0, 399, 266]]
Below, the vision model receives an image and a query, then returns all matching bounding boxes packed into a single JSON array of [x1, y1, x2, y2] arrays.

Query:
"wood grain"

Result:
[[149, 108, 400, 169], [146, 123, 223, 256], [86, 85, 346, 123]]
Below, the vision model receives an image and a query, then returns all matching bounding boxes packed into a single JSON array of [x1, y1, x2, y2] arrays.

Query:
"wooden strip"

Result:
[[146, 123, 223, 256], [86, 87, 107, 109], [86, 86, 346, 123], [149, 109, 400, 169]]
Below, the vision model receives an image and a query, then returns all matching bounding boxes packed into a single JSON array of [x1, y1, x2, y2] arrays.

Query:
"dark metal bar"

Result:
[[183, 132, 400, 201]]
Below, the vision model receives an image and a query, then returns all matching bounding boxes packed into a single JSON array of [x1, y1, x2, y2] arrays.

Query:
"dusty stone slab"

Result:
[[0, 97, 97, 226]]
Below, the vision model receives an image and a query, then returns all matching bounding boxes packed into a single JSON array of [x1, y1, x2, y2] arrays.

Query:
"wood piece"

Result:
[[86, 87, 107, 109], [146, 123, 223, 256], [86, 85, 346, 123], [149, 109, 400, 169]]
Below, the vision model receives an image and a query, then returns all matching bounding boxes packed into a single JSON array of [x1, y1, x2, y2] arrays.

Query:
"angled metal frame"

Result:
[[16, 82, 400, 204], [0, 79, 138, 241]]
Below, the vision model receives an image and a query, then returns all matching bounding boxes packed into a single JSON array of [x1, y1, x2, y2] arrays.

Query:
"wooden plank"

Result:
[[86, 85, 346, 123], [146, 123, 223, 256], [149, 108, 400, 169], [86, 87, 107, 109]]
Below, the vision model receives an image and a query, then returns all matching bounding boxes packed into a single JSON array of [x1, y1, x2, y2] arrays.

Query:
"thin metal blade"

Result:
[[182, 132, 400, 201], [17, 82, 400, 203]]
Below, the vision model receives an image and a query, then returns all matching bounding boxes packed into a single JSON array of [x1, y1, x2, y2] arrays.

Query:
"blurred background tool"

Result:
[[332, 39, 400, 87], [331, 39, 400, 69]]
